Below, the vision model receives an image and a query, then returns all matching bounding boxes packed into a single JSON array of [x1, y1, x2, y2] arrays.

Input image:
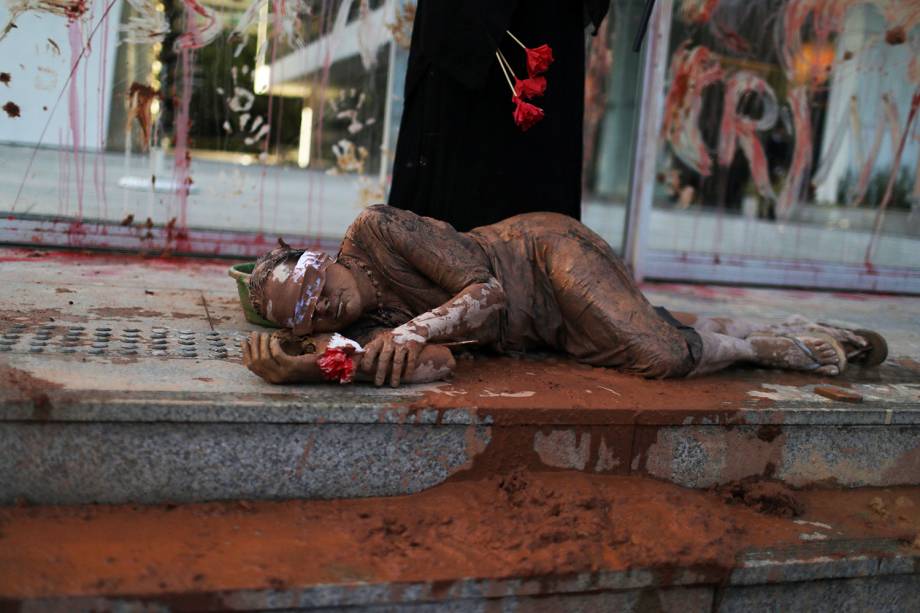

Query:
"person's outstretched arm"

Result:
[[242, 331, 456, 385], [361, 278, 505, 386]]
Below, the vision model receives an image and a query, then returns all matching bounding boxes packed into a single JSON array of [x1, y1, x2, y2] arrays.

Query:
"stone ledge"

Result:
[[3, 549, 917, 612]]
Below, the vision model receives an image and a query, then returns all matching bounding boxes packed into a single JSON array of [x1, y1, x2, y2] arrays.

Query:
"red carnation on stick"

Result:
[[524, 44, 554, 76], [317, 347, 355, 383], [512, 96, 545, 131], [506, 31, 554, 77], [497, 49, 545, 131], [514, 75, 547, 99]]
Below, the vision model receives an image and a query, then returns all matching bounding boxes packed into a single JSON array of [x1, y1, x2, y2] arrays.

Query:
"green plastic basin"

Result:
[[227, 262, 280, 328]]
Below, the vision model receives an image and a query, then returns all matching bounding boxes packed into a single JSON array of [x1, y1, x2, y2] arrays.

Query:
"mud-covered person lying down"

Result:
[[241, 205, 886, 387]]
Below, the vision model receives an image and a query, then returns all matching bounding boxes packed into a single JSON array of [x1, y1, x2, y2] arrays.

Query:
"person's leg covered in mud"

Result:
[[545, 227, 880, 378], [546, 235, 699, 379], [665, 312, 883, 376]]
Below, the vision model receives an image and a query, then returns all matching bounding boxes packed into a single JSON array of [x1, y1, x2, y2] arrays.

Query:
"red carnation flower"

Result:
[[317, 347, 355, 383], [512, 96, 544, 131], [526, 44, 554, 76], [514, 76, 547, 99]]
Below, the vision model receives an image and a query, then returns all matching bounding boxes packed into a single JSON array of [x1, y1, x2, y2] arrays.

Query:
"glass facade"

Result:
[[0, 0, 916, 290], [642, 0, 920, 290]]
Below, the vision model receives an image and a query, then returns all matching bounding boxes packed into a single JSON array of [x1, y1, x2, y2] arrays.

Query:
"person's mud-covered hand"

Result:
[[361, 327, 425, 387], [241, 331, 323, 384]]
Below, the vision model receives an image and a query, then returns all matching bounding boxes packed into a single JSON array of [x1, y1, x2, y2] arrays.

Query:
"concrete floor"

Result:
[[2, 245, 919, 506], [1, 245, 918, 396]]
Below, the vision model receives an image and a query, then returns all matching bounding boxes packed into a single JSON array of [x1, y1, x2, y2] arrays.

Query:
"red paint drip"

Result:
[[172, 5, 196, 231], [93, 2, 111, 218], [67, 19, 85, 218], [865, 87, 920, 264]]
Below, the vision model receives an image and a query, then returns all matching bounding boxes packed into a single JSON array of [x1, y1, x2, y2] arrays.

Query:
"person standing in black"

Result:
[[388, 1, 611, 232]]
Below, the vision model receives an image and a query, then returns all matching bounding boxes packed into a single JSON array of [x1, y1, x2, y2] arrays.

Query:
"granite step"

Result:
[[1, 473, 919, 612], [2, 318, 920, 505]]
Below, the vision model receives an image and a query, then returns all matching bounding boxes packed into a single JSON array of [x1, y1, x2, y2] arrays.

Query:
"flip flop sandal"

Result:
[[779, 332, 847, 374], [815, 323, 888, 368]]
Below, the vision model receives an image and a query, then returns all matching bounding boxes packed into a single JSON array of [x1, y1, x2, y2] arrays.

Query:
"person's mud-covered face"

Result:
[[262, 256, 363, 335], [309, 262, 364, 333]]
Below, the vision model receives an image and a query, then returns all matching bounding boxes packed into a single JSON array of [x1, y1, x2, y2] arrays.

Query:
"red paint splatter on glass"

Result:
[[679, 0, 719, 24], [662, 45, 724, 177], [718, 71, 778, 201], [865, 87, 920, 262], [175, 0, 222, 50], [850, 93, 899, 207], [66, 19, 85, 218], [776, 86, 812, 218]]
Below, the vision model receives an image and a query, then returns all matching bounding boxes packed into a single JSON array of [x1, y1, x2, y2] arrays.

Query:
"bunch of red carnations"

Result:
[[497, 31, 554, 132], [317, 347, 356, 383]]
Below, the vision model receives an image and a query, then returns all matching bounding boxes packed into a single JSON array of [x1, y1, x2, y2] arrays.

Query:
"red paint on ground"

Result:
[[0, 246, 232, 268], [0, 473, 916, 603]]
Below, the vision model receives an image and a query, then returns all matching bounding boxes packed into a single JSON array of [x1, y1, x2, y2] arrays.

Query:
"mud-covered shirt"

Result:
[[339, 205, 695, 377]]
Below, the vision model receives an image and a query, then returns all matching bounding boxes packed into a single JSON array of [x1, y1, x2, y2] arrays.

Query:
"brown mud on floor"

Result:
[[408, 355, 912, 420], [0, 362, 63, 420], [86, 306, 170, 319], [0, 307, 89, 325], [0, 473, 917, 601]]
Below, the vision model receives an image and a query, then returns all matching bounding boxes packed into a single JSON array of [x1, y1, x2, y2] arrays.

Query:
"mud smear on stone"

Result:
[[170, 312, 203, 319], [0, 361, 63, 420], [0, 308, 87, 325], [87, 307, 165, 319], [3, 101, 20, 118], [892, 357, 920, 375], [1, 472, 919, 602], [840, 359, 920, 385], [713, 477, 804, 518], [410, 356, 842, 420], [409, 350, 920, 421]]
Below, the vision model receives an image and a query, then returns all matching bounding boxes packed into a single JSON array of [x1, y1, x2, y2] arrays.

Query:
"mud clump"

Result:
[[714, 478, 804, 518], [885, 27, 906, 45], [0, 363, 63, 420], [3, 101, 20, 118], [869, 496, 889, 519]]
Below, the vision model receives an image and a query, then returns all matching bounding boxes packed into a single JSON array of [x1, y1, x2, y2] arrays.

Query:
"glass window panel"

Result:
[[648, 0, 920, 272]]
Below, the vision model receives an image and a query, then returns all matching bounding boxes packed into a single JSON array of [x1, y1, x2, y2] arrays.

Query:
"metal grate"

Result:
[[0, 324, 246, 361]]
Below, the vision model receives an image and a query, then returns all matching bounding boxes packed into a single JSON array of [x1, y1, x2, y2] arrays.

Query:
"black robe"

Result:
[[388, 0, 611, 232]]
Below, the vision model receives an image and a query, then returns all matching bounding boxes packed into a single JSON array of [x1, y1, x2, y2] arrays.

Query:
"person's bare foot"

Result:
[[748, 334, 844, 375]]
